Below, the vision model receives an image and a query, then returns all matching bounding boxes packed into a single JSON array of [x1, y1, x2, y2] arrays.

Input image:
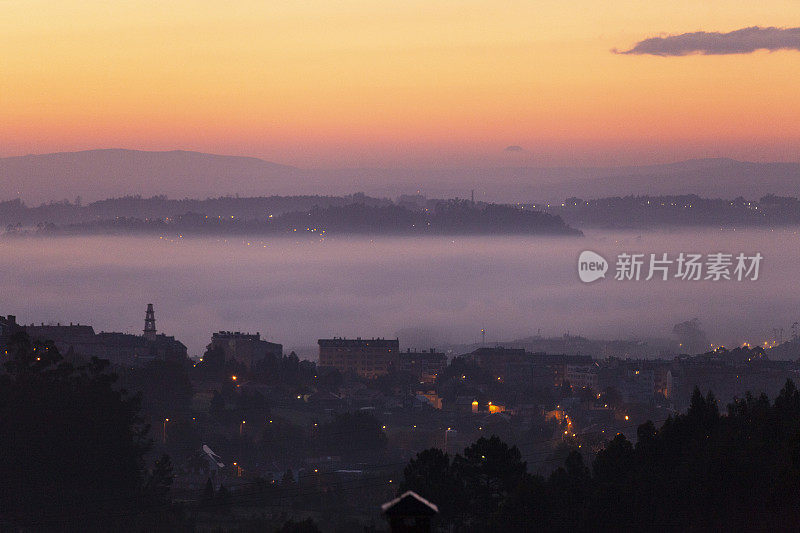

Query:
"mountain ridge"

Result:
[[2, 149, 799, 203]]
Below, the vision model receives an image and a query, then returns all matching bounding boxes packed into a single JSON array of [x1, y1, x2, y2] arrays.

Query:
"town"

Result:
[[3, 305, 799, 530], [6, 0, 800, 530]]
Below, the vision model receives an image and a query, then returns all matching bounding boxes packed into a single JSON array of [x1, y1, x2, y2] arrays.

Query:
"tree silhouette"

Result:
[[400, 448, 465, 526], [276, 518, 322, 533], [0, 332, 181, 529], [401, 381, 800, 531], [317, 411, 387, 460], [201, 478, 215, 505]]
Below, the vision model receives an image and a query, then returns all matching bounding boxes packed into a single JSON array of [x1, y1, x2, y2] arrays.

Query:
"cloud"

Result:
[[615, 26, 800, 56], [504, 145, 524, 152]]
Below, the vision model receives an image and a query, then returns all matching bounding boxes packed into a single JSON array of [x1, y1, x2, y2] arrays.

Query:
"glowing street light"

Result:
[[162, 418, 169, 443], [444, 427, 454, 450]]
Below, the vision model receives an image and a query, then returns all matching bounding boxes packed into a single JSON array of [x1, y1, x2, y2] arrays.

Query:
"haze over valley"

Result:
[[3, 228, 796, 359]]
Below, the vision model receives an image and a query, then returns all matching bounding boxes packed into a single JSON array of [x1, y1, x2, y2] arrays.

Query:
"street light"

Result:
[[240, 420, 246, 436], [444, 427, 453, 451], [162, 418, 169, 443]]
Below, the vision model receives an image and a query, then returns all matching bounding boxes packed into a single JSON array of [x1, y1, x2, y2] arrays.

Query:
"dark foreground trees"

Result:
[[402, 381, 800, 532], [0, 332, 186, 530]]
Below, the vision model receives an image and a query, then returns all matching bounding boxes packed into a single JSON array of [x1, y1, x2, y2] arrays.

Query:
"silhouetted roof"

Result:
[[319, 337, 399, 348], [381, 491, 439, 516]]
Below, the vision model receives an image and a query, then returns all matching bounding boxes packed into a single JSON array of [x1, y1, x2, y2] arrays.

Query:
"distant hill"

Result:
[[2, 149, 799, 203], [18, 200, 582, 237], [9, 192, 800, 231], [309, 158, 800, 201], [549, 158, 800, 200], [0, 149, 300, 203]]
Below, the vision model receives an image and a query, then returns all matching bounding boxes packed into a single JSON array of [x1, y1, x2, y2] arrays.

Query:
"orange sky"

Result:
[[2, 1, 800, 167]]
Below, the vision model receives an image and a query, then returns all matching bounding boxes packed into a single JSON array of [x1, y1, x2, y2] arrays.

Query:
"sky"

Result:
[[2, 1, 800, 168]]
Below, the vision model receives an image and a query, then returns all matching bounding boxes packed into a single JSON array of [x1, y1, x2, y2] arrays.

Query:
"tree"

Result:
[[400, 448, 464, 525], [281, 469, 296, 488], [216, 484, 230, 505], [117, 359, 193, 416], [401, 381, 800, 531], [143, 454, 175, 506], [402, 436, 528, 530], [455, 436, 528, 529], [315, 367, 342, 392], [193, 344, 230, 380], [0, 332, 179, 529], [317, 411, 387, 460], [276, 518, 322, 533], [259, 418, 307, 463], [592, 433, 632, 483], [201, 478, 215, 505]]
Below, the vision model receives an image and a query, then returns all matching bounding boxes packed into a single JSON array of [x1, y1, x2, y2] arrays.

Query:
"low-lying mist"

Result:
[[2, 228, 798, 357]]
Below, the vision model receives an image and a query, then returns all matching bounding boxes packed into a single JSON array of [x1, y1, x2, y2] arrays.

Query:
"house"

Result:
[[398, 348, 447, 383], [209, 331, 282, 369], [318, 337, 399, 378], [382, 491, 439, 533]]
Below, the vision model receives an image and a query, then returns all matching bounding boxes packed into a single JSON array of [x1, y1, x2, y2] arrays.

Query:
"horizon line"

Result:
[[4, 147, 798, 170]]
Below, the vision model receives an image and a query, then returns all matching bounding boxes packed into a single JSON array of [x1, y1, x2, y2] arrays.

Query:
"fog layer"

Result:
[[2, 229, 797, 356]]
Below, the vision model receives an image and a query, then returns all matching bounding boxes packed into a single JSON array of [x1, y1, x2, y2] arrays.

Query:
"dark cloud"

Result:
[[615, 26, 800, 56], [504, 145, 524, 152]]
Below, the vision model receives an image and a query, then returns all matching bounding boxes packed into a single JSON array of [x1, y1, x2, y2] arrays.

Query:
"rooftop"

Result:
[[381, 491, 439, 516], [213, 331, 261, 340], [319, 337, 399, 347]]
